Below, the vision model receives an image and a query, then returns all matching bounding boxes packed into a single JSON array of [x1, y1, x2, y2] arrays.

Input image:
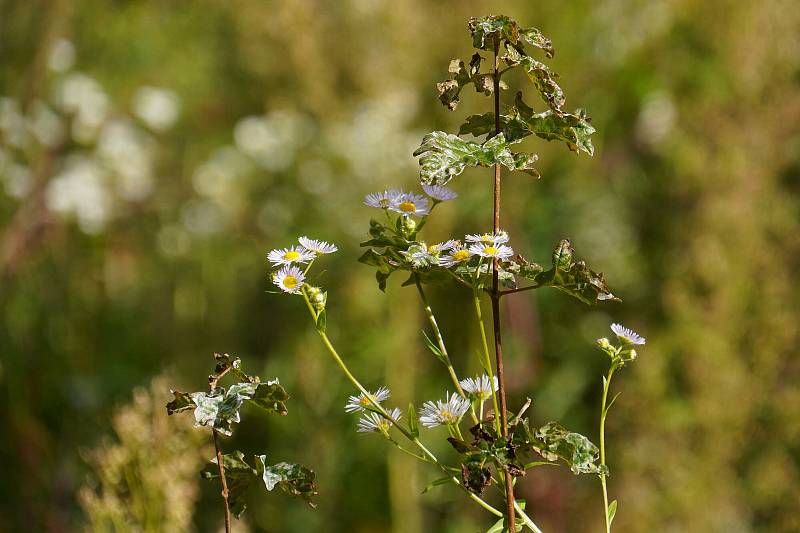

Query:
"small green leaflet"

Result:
[[255, 456, 318, 508], [608, 499, 618, 526], [532, 421, 607, 475], [408, 403, 420, 438]]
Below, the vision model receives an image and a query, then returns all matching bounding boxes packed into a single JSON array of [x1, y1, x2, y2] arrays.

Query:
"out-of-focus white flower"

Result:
[[298, 236, 338, 255], [234, 110, 314, 171], [27, 100, 64, 147], [465, 231, 510, 245], [272, 265, 306, 294], [267, 245, 315, 267], [422, 183, 457, 202], [345, 387, 391, 413], [97, 119, 155, 201], [56, 73, 110, 143], [459, 375, 498, 401], [0, 97, 29, 149], [45, 156, 112, 234], [469, 242, 514, 260], [132, 86, 181, 132], [48, 39, 76, 72], [610, 323, 646, 345], [439, 241, 473, 267], [1, 155, 34, 199], [357, 408, 402, 434], [419, 392, 470, 428], [364, 189, 401, 209]]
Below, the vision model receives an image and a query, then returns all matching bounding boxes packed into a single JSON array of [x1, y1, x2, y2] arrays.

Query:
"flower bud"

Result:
[[596, 337, 612, 350], [306, 286, 327, 312], [400, 216, 417, 236]]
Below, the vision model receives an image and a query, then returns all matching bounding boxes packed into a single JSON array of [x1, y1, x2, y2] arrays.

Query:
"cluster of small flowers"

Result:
[[364, 184, 457, 216], [267, 236, 338, 294], [344, 387, 403, 434], [398, 230, 515, 270]]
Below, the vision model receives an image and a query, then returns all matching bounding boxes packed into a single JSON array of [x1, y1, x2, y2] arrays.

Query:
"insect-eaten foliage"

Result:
[[419, 14, 595, 186], [167, 353, 316, 519]]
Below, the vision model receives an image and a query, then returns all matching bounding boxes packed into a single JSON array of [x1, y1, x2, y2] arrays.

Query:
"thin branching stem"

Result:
[[490, 34, 517, 529], [212, 429, 232, 533]]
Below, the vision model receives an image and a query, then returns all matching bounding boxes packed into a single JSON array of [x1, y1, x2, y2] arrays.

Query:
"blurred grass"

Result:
[[1, 0, 799, 531]]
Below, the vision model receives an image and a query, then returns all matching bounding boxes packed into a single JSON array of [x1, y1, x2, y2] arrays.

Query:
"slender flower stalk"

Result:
[[599, 362, 618, 533], [212, 429, 232, 533], [298, 286, 543, 530]]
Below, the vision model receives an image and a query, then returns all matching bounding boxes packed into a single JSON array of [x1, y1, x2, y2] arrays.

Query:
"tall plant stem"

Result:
[[414, 277, 480, 424], [599, 364, 618, 533], [472, 289, 502, 430], [490, 35, 517, 530], [300, 290, 543, 531], [212, 429, 232, 533]]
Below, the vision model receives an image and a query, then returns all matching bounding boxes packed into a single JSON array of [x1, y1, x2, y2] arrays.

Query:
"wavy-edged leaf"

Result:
[[413, 131, 538, 185], [436, 54, 482, 110], [503, 44, 565, 112], [248, 380, 289, 415], [532, 421, 607, 475], [201, 450, 258, 518], [519, 27, 554, 58], [469, 15, 520, 50], [514, 240, 617, 304], [189, 383, 256, 436], [255, 456, 318, 508], [507, 92, 595, 154], [166, 390, 195, 415]]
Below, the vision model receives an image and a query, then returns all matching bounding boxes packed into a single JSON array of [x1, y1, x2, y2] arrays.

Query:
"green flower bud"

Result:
[[597, 337, 612, 350], [400, 216, 417, 236], [306, 286, 327, 313]]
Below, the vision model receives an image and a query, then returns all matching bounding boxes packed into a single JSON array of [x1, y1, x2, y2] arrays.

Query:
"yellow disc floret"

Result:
[[399, 201, 416, 213]]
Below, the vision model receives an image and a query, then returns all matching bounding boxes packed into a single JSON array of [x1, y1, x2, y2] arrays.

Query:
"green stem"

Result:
[[472, 289, 501, 432], [599, 364, 618, 533], [299, 289, 509, 521], [414, 278, 478, 423]]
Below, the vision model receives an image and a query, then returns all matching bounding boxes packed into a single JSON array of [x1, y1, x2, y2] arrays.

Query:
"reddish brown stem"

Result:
[[491, 35, 516, 530], [213, 429, 232, 533]]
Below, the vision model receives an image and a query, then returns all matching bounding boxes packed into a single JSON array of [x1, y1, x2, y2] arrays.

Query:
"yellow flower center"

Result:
[[440, 409, 453, 420], [283, 251, 301, 261], [453, 249, 470, 261], [283, 275, 299, 289], [484, 246, 498, 256], [399, 201, 416, 213], [427, 244, 437, 253], [360, 395, 373, 405], [481, 235, 492, 243]]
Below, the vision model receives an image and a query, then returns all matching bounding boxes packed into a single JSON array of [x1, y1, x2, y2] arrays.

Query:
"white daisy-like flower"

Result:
[[298, 236, 338, 255], [419, 392, 471, 428], [422, 183, 458, 202], [389, 192, 430, 217], [401, 243, 437, 268], [465, 230, 509, 245], [469, 242, 514, 260], [364, 189, 402, 209], [357, 408, 403, 434], [344, 386, 391, 413], [459, 375, 498, 401], [272, 265, 306, 294], [439, 241, 474, 267], [267, 245, 315, 266], [610, 323, 646, 345], [427, 240, 457, 255]]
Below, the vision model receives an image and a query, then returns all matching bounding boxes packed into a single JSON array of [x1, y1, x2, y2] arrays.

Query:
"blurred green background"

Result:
[[2, 0, 799, 531]]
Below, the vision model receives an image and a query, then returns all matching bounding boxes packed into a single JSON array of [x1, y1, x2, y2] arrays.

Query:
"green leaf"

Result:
[[421, 331, 448, 365], [506, 92, 595, 155], [255, 456, 318, 508], [461, 459, 492, 495], [201, 450, 259, 518], [413, 131, 538, 185], [248, 380, 289, 415], [315, 309, 327, 333], [608, 500, 618, 525], [211, 352, 258, 385], [421, 476, 451, 494], [458, 113, 499, 137], [531, 421, 607, 475], [190, 383, 257, 436], [166, 390, 195, 415], [514, 240, 617, 304], [519, 27, 554, 58], [502, 44, 565, 113], [408, 403, 419, 438], [468, 15, 520, 50]]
